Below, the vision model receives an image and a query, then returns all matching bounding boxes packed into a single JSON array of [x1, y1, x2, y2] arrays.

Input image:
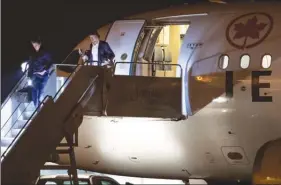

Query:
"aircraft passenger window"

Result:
[[262, 54, 272, 68], [218, 55, 229, 69], [240, 55, 250, 69]]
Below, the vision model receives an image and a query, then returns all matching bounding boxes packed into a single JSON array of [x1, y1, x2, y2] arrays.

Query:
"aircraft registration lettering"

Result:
[[225, 70, 273, 102], [187, 43, 203, 49]]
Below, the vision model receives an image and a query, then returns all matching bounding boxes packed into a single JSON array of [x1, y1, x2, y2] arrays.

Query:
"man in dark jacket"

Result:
[[81, 31, 115, 67], [27, 36, 53, 107]]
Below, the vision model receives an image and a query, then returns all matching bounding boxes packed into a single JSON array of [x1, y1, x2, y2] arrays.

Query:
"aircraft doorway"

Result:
[[135, 24, 189, 77], [105, 19, 189, 78], [153, 24, 189, 77], [102, 19, 183, 118]]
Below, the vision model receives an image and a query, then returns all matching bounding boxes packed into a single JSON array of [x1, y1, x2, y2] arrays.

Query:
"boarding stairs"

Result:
[[1, 58, 184, 184], [1, 64, 105, 185]]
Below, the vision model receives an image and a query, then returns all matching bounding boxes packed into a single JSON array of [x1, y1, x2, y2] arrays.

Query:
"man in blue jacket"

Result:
[[81, 31, 115, 67], [27, 36, 53, 107]]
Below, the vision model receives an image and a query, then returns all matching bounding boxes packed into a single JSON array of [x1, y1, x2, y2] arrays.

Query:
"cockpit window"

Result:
[[240, 54, 250, 69], [218, 54, 229, 69], [262, 54, 272, 68]]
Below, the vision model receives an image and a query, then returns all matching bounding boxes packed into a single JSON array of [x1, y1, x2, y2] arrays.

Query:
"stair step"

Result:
[[19, 110, 35, 120], [23, 103, 36, 111], [11, 128, 25, 138], [14, 120, 27, 129], [1, 137, 14, 147]]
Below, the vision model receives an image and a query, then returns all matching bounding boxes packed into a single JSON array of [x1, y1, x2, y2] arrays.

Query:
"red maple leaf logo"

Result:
[[233, 16, 267, 48]]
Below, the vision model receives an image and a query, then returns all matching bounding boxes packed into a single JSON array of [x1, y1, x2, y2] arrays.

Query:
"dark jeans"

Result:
[[31, 74, 48, 107]]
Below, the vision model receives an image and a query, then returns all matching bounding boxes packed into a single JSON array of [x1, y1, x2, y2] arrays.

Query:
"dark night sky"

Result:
[[2, 1, 183, 68], [2, 0, 188, 101], [1, 0, 276, 101]]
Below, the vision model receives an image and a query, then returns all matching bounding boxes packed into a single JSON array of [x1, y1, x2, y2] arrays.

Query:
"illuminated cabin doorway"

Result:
[[134, 18, 189, 77], [152, 24, 189, 77]]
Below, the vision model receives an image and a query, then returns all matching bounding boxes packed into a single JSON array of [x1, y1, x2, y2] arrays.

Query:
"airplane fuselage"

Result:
[[58, 2, 281, 184]]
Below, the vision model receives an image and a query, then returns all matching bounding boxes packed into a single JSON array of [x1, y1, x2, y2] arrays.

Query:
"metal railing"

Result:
[[1, 64, 81, 160], [113, 61, 183, 77], [1, 96, 51, 160], [1, 49, 80, 109], [1, 72, 28, 109]]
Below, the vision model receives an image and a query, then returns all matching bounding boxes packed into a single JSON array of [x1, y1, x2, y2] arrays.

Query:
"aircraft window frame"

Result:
[[261, 54, 272, 69], [218, 54, 229, 69], [240, 54, 250, 69]]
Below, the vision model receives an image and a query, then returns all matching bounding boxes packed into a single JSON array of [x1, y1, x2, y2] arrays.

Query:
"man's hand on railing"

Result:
[[34, 70, 47, 76], [27, 77, 33, 86], [106, 60, 114, 69], [78, 48, 89, 62], [109, 59, 115, 67], [21, 60, 30, 72], [78, 48, 83, 56], [82, 55, 88, 62]]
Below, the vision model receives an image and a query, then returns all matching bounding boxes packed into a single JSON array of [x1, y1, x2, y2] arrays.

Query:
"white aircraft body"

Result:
[[56, 2, 281, 185]]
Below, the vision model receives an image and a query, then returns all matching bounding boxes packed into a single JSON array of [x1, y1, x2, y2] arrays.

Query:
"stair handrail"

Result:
[[113, 61, 183, 77], [53, 64, 81, 101], [77, 74, 99, 107], [1, 71, 28, 109], [1, 63, 81, 161], [1, 100, 32, 136], [61, 49, 79, 64], [1, 50, 79, 109], [1, 64, 81, 133], [1, 95, 51, 160]]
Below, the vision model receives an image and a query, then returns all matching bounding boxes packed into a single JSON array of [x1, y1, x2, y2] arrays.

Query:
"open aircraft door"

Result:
[[105, 19, 146, 76], [105, 19, 183, 119]]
